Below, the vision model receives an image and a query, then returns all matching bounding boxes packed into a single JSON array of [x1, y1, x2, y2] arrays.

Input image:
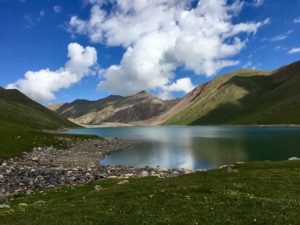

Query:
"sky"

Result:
[[0, 0, 300, 104]]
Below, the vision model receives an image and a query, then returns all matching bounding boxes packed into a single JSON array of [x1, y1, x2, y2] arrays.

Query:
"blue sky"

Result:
[[0, 0, 300, 104]]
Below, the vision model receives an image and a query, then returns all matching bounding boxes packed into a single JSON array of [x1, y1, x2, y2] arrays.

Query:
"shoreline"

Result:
[[0, 138, 193, 198], [71, 122, 300, 128]]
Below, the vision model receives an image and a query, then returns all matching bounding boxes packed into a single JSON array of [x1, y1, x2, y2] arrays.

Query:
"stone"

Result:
[[94, 185, 103, 191], [182, 169, 193, 174], [33, 200, 46, 206], [0, 204, 10, 209], [159, 168, 168, 172], [26, 190, 34, 195], [288, 157, 300, 161], [226, 167, 239, 174], [117, 180, 129, 185], [18, 203, 28, 207], [0, 174, 4, 180], [140, 171, 149, 177], [124, 173, 134, 177], [32, 156, 39, 162], [236, 162, 245, 165], [219, 165, 229, 169]]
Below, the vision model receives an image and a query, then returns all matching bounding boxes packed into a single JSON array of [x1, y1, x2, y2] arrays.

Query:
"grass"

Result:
[[0, 120, 100, 157], [1, 161, 300, 225], [165, 61, 300, 125], [0, 88, 89, 157]]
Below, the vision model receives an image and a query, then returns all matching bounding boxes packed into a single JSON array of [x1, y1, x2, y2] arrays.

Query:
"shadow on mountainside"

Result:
[[190, 62, 300, 125]]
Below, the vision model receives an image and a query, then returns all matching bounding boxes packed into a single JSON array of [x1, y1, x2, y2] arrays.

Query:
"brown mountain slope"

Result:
[[52, 91, 178, 125]]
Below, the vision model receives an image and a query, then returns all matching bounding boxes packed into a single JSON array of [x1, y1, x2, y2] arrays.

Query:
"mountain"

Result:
[[161, 61, 300, 125], [52, 91, 178, 125], [0, 88, 76, 130], [47, 103, 65, 111], [0, 88, 79, 156]]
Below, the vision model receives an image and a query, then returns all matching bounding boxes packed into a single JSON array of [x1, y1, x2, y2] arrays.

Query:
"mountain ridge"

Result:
[[162, 60, 300, 125], [48, 60, 300, 126], [52, 90, 179, 125]]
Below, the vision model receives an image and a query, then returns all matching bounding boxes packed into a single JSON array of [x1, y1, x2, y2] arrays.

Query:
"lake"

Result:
[[65, 126, 300, 170]]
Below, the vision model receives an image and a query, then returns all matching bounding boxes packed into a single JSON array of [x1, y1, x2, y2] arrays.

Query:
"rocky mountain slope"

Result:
[[162, 61, 300, 125], [52, 91, 178, 125]]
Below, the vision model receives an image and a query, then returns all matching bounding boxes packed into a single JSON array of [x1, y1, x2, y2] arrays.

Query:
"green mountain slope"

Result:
[[164, 61, 300, 125], [0, 88, 79, 157], [0, 88, 76, 129]]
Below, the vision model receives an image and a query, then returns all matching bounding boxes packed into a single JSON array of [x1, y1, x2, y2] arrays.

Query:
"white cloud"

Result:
[[266, 30, 293, 42], [289, 47, 300, 54], [6, 43, 97, 102], [160, 77, 195, 99], [270, 34, 288, 42], [294, 17, 300, 24], [53, 5, 62, 13], [252, 0, 264, 7], [70, 0, 268, 96]]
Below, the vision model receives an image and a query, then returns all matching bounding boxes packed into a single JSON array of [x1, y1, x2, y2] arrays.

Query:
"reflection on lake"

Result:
[[65, 126, 300, 170]]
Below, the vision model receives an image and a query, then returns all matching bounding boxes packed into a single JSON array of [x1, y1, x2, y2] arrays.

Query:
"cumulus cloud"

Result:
[[69, 0, 268, 96], [289, 47, 300, 54], [6, 43, 97, 102], [159, 77, 195, 99]]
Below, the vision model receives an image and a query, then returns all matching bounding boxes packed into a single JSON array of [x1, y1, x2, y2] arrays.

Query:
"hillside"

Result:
[[163, 61, 300, 125], [0, 88, 75, 130], [53, 91, 178, 125], [0, 88, 79, 157]]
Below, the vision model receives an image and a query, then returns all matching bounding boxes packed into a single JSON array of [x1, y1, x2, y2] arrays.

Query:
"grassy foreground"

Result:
[[1, 161, 300, 225], [0, 121, 101, 157]]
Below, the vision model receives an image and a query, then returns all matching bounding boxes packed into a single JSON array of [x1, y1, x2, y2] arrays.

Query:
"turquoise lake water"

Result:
[[66, 126, 300, 169]]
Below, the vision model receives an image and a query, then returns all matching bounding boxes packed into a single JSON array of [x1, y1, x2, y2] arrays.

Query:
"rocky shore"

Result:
[[0, 138, 193, 198]]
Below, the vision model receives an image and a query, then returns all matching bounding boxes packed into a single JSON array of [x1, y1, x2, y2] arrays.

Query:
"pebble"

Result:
[[32, 157, 39, 162], [0, 139, 189, 198]]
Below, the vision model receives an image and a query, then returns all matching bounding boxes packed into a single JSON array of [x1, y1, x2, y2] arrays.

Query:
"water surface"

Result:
[[66, 126, 300, 170]]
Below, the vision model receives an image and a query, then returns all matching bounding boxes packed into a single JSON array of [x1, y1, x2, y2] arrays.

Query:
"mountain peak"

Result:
[[137, 90, 148, 94], [135, 90, 151, 97]]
